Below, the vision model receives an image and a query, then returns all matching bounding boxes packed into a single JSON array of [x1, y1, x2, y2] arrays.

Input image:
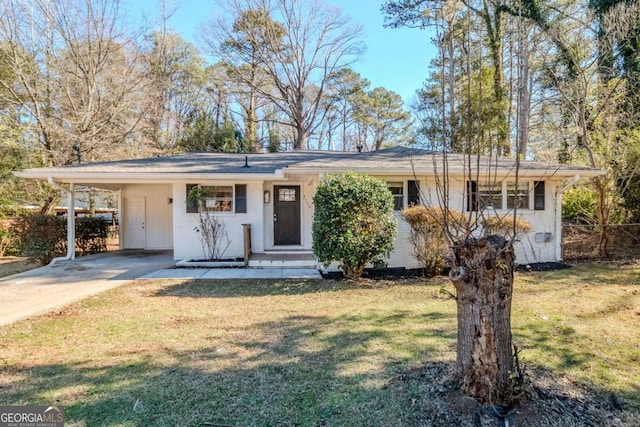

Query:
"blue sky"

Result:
[[132, 0, 437, 105]]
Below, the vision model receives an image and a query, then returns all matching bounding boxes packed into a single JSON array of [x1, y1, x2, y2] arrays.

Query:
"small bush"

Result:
[[76, 216, 110, 255], [0, 227, 15, 257], [312, 172, 397, 279], [401, 206, 464, 277], [14, 213, 67, 265], [194, 211, 231, 260], [481, 216, 532, 238]]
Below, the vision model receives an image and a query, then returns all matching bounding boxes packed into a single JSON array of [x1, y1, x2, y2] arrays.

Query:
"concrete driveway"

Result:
[[0, 250, 175, 327]]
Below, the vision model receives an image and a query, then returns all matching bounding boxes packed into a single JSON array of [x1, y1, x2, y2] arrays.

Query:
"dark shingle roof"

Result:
[[27, 150, 351, 175], [16, 146, 602, 180], [287, 146, 601, 177]]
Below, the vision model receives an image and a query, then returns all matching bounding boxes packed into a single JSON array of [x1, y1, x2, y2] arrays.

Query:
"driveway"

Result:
[[0, 250, 175, 327]]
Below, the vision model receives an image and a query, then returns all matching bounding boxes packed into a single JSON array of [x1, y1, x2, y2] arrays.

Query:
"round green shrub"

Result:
[[312, 172, 397, 279]]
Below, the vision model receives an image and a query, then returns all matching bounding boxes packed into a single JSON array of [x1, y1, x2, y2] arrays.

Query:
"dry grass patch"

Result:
[[0, 265, 638, 426], [0, 257, 40, 278]]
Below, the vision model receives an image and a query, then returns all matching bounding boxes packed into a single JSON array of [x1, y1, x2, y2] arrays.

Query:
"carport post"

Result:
[[67, 183, 76, 260], [47, 178, 75, 263]]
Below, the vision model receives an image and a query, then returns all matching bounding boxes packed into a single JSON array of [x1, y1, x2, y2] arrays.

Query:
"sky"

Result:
[[132, 0, 437, 105]]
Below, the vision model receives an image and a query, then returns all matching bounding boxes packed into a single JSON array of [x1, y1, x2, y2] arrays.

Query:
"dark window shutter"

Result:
[[186, 184, 198, 213], [467, 181, 478, 211], [534, 181, 545, 210], [235, 184, 247, 213], [408, 180, 420, 206]]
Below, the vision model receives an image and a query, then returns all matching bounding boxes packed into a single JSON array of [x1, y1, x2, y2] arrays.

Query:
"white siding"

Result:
[[172, 181, 264, 261], [386, 177, 562, 268], [168, 173, 563, 266]]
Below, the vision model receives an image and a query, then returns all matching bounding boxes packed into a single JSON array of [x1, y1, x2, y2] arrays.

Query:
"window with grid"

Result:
[[388, 182, 404, 210], [186, 184, 247, 213], [477, 182, 502, 209], [506, 181, 530, 209], [202, 186, 233, 212]]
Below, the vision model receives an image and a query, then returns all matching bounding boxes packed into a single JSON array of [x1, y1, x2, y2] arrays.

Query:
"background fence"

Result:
[[563, 223, 640, 260]]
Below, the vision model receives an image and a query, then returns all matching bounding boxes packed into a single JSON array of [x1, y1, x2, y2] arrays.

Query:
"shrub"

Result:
[[193, 211, 231, 260], [563, 186, 598, 224], [76, 216, 110, 255], [401, 206, 465, 277], [312, 172, 397, 279], [0, 227, 15, 257], [481, 216, 532, 238], [14, 213, 67, 265]]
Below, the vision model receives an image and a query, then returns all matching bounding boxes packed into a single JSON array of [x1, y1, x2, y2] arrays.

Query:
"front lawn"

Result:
[[0, 263, 638, 426]]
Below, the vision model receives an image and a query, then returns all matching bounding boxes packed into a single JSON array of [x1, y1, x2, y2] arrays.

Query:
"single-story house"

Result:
[[15, 146, 603, 268]]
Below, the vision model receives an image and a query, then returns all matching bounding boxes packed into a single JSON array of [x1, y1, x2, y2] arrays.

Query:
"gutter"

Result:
[[47, 177, 76, 264], [15, 171, 286, 182], [555, 174, 581, 262]]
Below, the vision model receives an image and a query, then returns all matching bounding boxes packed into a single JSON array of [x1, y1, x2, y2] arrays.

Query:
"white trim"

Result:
[[15, 171, 285, 182], [285, 166, 604, 179], [47, 178, 75, 264]]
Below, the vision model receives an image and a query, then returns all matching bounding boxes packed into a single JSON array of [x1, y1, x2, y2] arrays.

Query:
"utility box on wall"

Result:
[[534, 232, 553, 243]]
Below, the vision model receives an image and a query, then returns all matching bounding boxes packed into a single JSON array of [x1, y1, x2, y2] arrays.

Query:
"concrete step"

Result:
[[249, 252, 317, 269]]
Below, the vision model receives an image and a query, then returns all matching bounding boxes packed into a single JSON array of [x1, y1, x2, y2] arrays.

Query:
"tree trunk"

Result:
[[449, 235, 521, 406], [595, 179, 610, 258]]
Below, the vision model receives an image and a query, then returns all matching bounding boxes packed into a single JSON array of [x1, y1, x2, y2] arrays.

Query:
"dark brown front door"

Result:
[[274, 185, 301, 245]]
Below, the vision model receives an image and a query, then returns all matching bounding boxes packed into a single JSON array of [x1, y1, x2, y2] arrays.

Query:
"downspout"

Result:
[[555, 174, 580, 261], [47, 177, 75, 264]]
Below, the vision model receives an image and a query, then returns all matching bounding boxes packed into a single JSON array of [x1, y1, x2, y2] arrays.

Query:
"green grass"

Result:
[[0, 264, 639, 426]]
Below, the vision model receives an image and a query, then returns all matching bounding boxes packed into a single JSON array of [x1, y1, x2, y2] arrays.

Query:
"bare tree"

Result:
[[202, 0, 365, 150], [0, 0, 147, 168]]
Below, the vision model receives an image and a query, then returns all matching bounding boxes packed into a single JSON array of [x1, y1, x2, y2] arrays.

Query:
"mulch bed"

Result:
[[389, 362, 638, 427]]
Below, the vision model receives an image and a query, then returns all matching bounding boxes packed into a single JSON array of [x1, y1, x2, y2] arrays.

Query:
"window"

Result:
[[478, 182, 502, 209], [203, 186, 233, 211], [506, 181, 529, 209], [534, 181, 545, 210], [388, 182, 404, 210], [408, 180, 420, 206], [186, 184, 247, 213], [278, 188, 297, 202], [468, 180, 544, 211]]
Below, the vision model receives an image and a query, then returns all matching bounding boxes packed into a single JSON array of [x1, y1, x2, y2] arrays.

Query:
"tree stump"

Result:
[[449, 234, 521, 406]]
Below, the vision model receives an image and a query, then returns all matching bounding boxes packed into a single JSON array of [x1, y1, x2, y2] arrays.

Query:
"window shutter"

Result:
[[186, 184, 198, 213], [534, 181, 545, 210], [467, 181, 478, 211], [408, 180, 420, 206], [235, 184, 247, 213]]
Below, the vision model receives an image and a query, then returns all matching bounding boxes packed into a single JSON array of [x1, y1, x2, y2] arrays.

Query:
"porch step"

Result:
[[248, 252, 318, 269]]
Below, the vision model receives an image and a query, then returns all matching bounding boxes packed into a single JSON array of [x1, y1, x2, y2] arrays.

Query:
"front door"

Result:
[[123, 197, 146, 249], [273, 185, 301, 245]]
